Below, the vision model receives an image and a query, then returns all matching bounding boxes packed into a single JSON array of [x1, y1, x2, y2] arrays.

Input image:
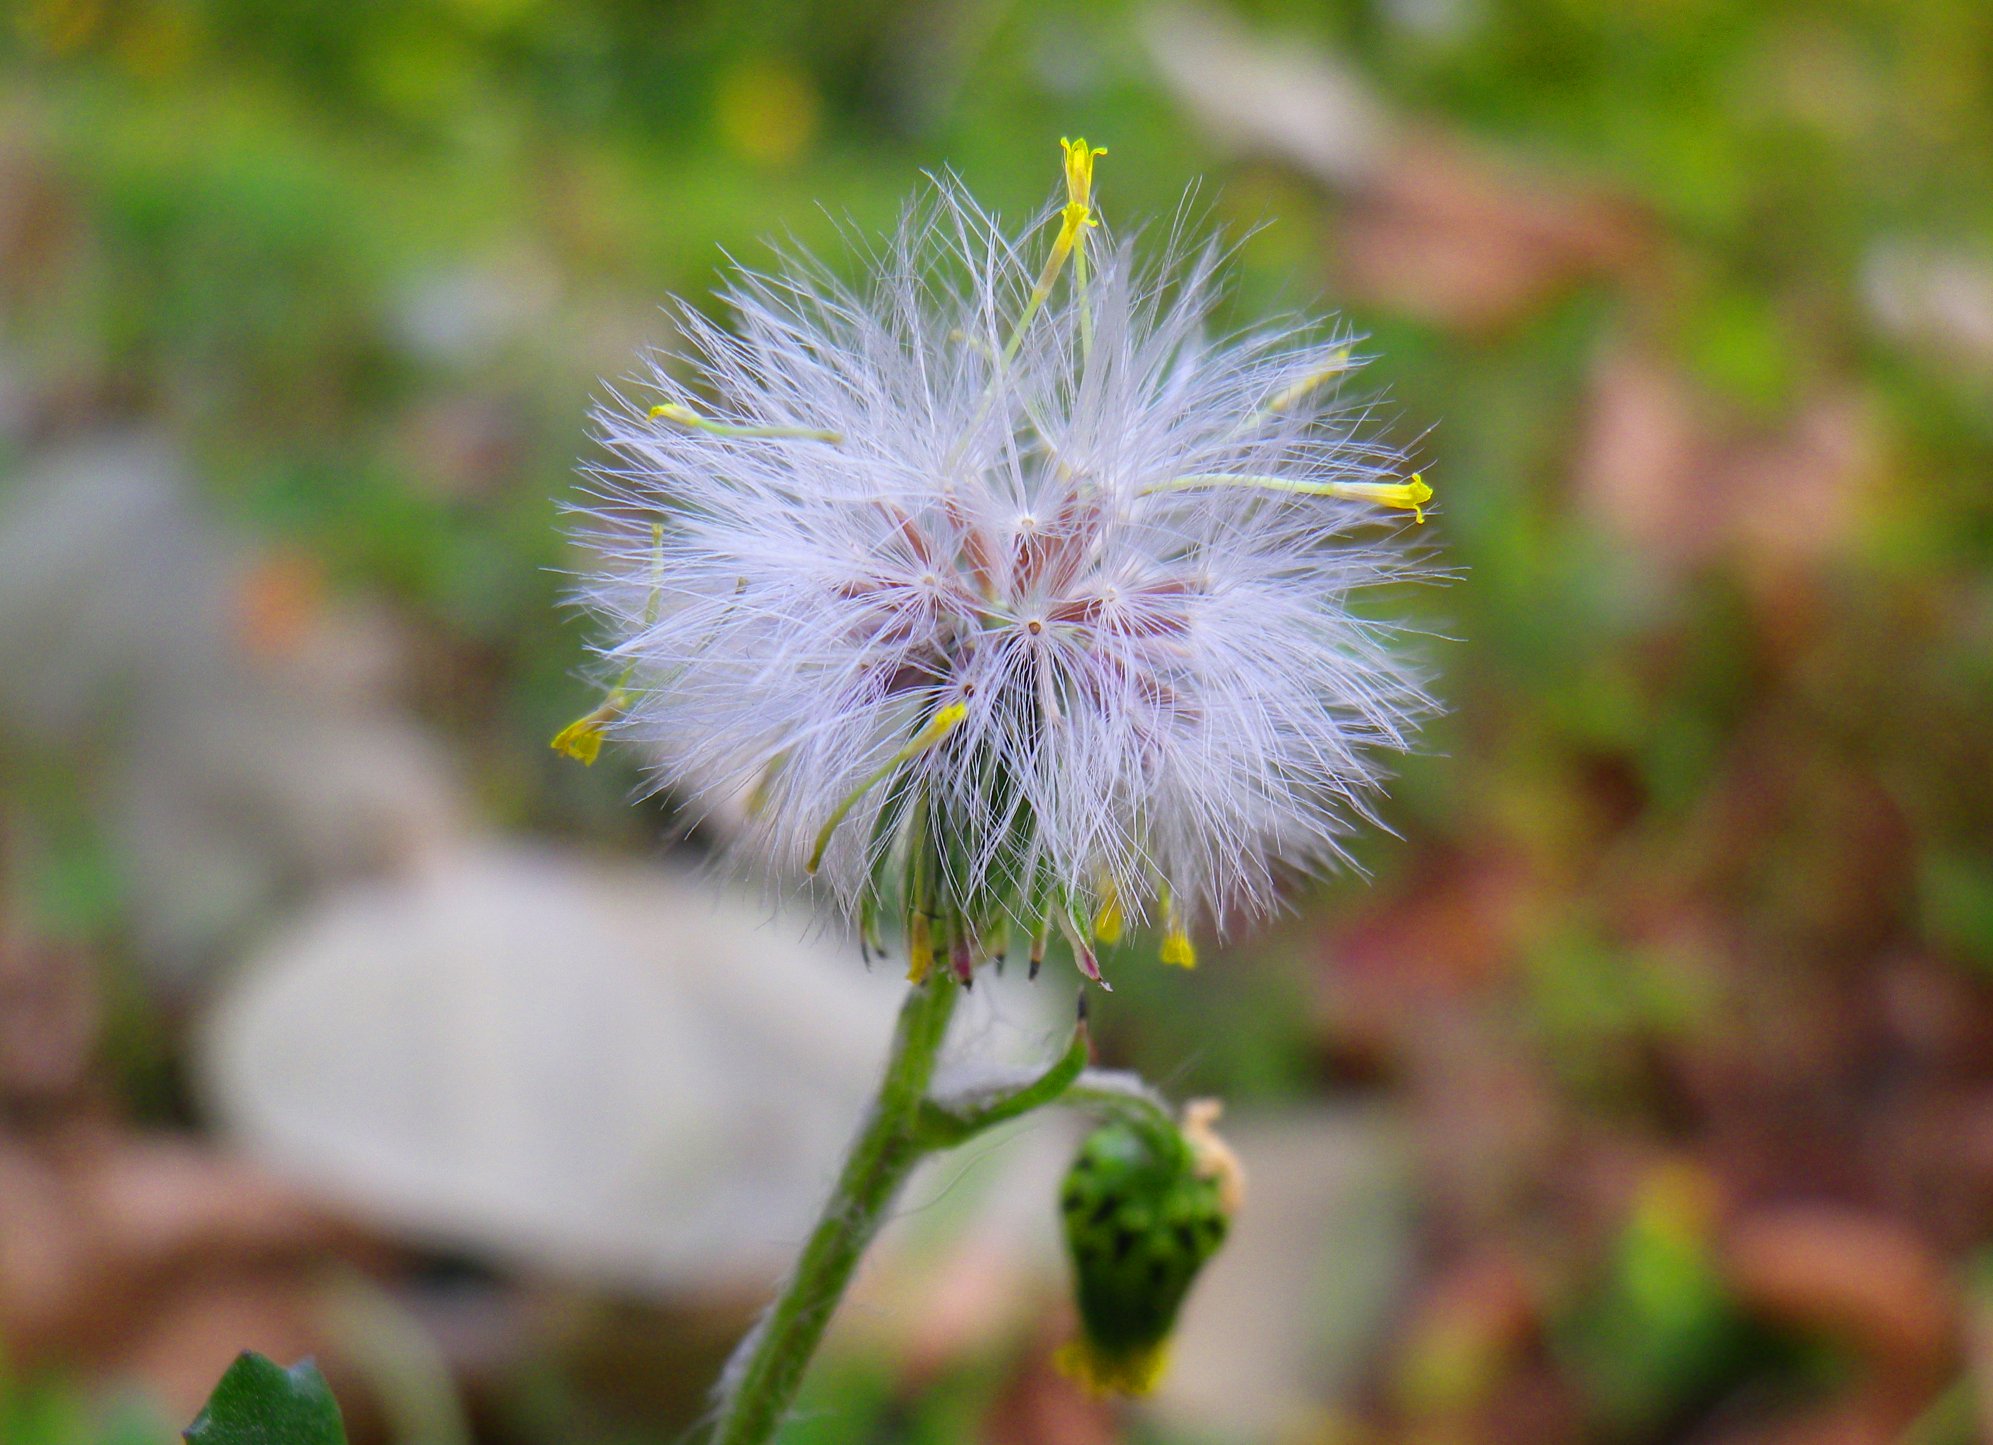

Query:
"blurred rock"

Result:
[[1142, 4, 1390, 190], [198, 843, 1069, 1293], [0, 437, 465, 979], [1864, 243, 1993, 380], [1153, 1107, 1414, 1436], [1145, 4, 1651, 334], [387, 254, 562, 372]]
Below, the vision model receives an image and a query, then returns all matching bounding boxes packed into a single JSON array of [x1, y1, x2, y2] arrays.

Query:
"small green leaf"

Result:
[[183, 1353, 347, 1445]]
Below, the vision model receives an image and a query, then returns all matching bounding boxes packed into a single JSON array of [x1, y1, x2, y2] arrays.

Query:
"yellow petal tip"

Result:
[[1321, 475, 1435, 523], [1056, 136, 1107, 237], [1092, 894, 1125, 947], [906, 915, 935, 984], [1055, 1340, 1168, 1398], [550, 716, 607, 765], [913, 701, 970, 748]]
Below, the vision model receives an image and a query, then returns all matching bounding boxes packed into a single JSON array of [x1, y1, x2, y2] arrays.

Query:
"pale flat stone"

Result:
[[1152, 1106, 1414, 1435], [199, 843, 1065, 1292]]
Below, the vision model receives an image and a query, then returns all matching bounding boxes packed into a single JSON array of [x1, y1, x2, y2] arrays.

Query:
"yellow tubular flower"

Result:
[[906, 913, 935, 985], [1061, 137, 1107, 362], [1259, 349, 1354, 419], [1327, 474, 1435, 524], [1092, 879, 1125, 946], [1142, 471, 1435, 524], [1058, 136, 1106, 243], [552, 522, 662, 767], [649, 400, 842, 444], [1157, 886, 1196, 968], [999, 138, 1110, 369], [550, 715, 608, 765], [550, 692, 627, 765]]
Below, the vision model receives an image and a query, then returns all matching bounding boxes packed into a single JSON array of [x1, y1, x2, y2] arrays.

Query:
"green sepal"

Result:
[[858, 759, 918, 959]]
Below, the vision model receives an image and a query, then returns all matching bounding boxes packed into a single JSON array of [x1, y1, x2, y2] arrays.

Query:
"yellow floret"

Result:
[[1054, 1339, 1170, 1398], [1092, 883, 1125, 947]]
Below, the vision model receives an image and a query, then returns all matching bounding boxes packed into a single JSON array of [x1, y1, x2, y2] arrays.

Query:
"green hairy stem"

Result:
[[713, 975, 1106, 1445], [710, 977, 960, 1445]]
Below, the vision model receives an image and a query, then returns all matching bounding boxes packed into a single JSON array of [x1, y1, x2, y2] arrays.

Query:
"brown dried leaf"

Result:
[[0, 932, 98, 1113], [1722, 1205, 1955, 1391], [0, 1130, 346, 1371], [1339, 135, 1652, 335], [1573, 350, 1879, 573]]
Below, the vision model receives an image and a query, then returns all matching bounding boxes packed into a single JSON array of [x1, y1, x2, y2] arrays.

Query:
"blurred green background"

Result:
[[3, 0, 1993, 1442]]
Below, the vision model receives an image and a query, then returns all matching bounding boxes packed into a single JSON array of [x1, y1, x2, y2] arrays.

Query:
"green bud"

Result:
[[1056, 1106, 1238, 1395]]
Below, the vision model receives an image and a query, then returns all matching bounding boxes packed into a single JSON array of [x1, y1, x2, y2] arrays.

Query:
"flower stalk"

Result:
[[710, 978, 1096, 1445]]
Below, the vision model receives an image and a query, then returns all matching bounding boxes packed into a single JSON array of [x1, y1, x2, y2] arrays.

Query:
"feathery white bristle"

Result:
[[574, 176, 1438, 945]]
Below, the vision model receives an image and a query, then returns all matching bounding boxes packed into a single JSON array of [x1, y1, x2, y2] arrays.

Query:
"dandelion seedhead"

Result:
[[568, 141, 1437, 985]]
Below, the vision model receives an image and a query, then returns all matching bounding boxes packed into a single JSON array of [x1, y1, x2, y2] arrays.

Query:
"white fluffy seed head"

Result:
[[572, 170, 1437, 973]]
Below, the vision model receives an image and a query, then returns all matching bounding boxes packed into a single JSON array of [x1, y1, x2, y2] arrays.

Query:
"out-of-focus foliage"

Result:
[[0, 1362, 159, 1445], [4, 0, 1993, 1440]]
